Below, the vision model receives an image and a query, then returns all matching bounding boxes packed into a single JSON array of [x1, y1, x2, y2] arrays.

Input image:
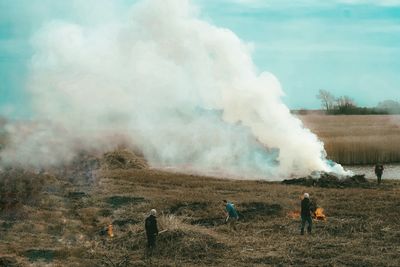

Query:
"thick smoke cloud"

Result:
[[0, 0, 347, 179]]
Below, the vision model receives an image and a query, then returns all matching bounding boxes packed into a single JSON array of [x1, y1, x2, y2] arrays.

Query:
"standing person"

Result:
[[145, 209, 159, 252], [223, 200, 239, 229], [374, 164, 384, 185], [300, 193, 312, 235]]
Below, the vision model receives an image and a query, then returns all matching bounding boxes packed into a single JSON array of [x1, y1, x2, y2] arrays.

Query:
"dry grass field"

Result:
[[298, 115, 400, 165], [1, 152, 400, 266]]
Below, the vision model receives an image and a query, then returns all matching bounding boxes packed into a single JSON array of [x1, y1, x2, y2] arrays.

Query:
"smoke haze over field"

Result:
[[0, 0, 347, 179]]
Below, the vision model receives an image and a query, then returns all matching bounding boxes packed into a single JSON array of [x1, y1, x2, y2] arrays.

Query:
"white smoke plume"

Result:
[[0, 0, 347, 179]]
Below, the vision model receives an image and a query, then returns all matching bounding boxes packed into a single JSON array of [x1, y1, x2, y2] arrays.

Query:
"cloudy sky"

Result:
[[1, 0, 399, 117]]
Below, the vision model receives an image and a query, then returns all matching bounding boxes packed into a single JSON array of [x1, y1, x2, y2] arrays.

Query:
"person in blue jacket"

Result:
[[223, 200, 239, 229]]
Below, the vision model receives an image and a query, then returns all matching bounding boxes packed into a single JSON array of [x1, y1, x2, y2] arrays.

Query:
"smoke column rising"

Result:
[[0, 0, 347, 179]]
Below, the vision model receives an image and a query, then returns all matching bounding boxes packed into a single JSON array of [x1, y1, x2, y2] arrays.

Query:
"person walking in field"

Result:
[[223, 200, 239, 229], [374, 164, 384, 185], [145, 209, 159, 253], [300, 193, 312, 235]]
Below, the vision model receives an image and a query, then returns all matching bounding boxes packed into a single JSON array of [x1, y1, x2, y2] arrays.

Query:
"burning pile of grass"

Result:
[[282, 172, 370, 188], [101, 149, 148, 170], [313, 207, 326, 220], [287, 199, 326, 221]]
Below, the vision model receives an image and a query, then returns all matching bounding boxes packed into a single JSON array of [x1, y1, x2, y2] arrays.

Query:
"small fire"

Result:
[[107, 224, 114, 238], [287, 208, 327, 220], [287, 211, 300, 219], [313, 207, 326, 221]]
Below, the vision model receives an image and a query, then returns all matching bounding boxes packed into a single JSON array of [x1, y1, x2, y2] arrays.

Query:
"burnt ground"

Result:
[[1, 161, 400, 266], [282, 172, 373, 188]]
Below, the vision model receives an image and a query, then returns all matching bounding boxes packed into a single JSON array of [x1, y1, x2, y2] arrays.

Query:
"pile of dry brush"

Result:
[[282, 172, 371, 188]]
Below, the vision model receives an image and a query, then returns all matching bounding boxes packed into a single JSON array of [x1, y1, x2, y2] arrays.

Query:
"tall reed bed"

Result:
[[298, 115, 400, 165]]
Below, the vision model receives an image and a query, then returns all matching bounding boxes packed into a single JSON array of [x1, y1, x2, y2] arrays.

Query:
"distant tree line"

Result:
[[316, 90, 400, 115]]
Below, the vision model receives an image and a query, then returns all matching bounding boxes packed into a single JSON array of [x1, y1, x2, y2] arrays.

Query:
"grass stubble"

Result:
[[1, 162, 400, 266]]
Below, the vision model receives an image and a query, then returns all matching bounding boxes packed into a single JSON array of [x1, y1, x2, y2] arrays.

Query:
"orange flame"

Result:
[[287, 211, 300, 219], [107, 224, 114, 237], [313, 207, 326, 220], [287, 208, 327, 220]]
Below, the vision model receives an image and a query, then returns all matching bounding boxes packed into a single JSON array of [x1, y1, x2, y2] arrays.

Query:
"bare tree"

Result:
[[316, 89, 335, 112], [334, 95, 357, 114], [335, 96, 355, 108]]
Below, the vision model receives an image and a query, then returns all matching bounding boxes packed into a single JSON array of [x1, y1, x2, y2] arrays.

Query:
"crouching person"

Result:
[[223, 200, 239, 230], [145, 209, 158, 255], [300, 193, 312, 235]]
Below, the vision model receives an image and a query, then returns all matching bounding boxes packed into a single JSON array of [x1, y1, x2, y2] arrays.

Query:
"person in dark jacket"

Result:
[[145, 209, 159, 250], [300, 193, 312, 235], [374, 164, 384, 185]]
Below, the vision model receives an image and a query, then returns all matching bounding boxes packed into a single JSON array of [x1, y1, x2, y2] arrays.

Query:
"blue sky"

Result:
[[1, 0, 400, 117]]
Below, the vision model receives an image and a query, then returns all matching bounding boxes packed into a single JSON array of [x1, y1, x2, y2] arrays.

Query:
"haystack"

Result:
[[101, 149, 148, 170], [96, 215, 226, 265]]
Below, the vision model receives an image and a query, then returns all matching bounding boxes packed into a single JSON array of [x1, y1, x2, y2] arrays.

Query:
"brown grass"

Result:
[[0, 169, 45, 219], [1, 164, 400, 266], [298, 115, 400, 164]]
